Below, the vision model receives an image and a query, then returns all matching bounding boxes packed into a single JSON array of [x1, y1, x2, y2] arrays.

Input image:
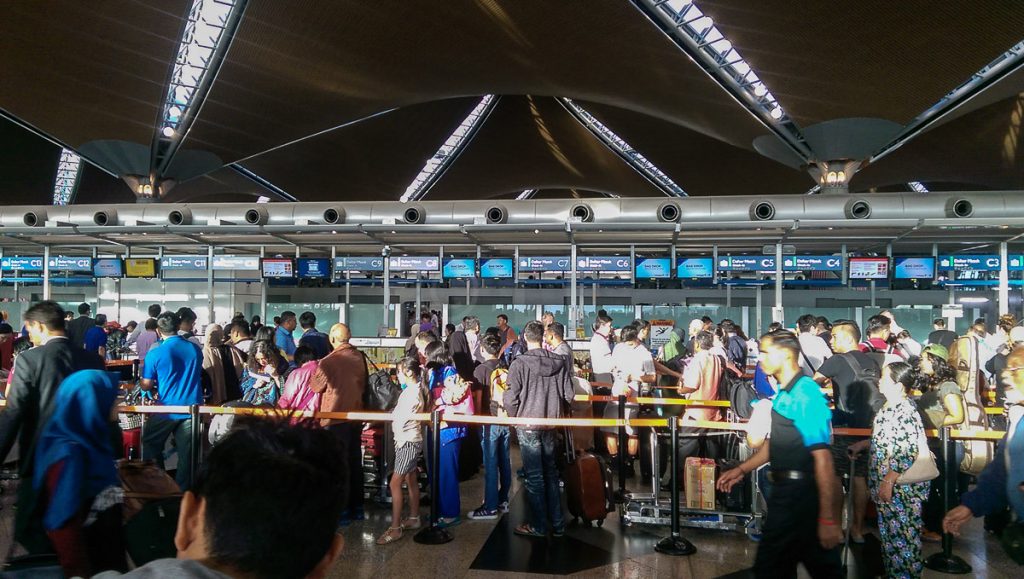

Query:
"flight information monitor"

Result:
[[848, 257, 889, 279], [296, 258, 331, 279], [676, 257, 714, 278], [92, 258, 124, 278], [894, 257, 935, 279], [443, 258, 476, 279], [124, 258, 158, 278], [261, 258, 295, 279], [635, 258, 672, 279], [480, 258, 514, 279]]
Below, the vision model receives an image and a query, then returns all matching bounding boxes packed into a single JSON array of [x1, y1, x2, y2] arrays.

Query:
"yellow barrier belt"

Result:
[[575, 394, 731, 407]]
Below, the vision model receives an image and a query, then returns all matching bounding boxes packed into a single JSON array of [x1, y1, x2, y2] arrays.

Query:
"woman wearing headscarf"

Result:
[[202, 324, 245, 404], [240, 340, 290, 406], [33, 369, 126, 576]]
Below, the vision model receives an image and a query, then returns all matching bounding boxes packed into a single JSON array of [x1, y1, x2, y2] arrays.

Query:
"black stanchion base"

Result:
[[923, 553, 971, 575], [613, 489, 631, 504], [413, 525, 454, 545], [654, 535, 696, 556]]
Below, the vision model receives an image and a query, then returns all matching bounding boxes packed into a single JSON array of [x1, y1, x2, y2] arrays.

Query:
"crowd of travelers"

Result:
[[0, 300, 1020, 578]]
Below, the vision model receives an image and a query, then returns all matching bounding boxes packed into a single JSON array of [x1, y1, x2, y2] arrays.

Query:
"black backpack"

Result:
[[716, 359, 762, 420], [835, 352, 885, 424]]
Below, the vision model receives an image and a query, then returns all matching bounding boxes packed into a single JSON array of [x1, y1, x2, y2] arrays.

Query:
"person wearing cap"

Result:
[[915, 342, 967, 542]]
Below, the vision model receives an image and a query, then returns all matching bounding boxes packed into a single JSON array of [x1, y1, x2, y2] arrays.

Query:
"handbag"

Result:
[[362, 353, 402, 411], [896, 431, 939, 484], [1000, 522, 1024, 565]]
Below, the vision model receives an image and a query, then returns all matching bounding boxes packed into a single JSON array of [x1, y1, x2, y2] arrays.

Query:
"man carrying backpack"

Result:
[[468, 333, 511, 520], [813, 320, 883, 545]]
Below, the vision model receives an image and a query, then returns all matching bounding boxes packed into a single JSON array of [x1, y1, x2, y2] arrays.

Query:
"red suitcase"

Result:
[[564, 449, 614, 527]]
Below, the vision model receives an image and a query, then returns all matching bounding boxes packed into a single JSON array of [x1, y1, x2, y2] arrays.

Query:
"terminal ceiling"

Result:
[[1, 1, 1024, 204]]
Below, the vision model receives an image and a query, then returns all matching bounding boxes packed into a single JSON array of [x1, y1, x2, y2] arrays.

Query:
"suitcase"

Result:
[[563, 431, 613, 527], [716, 459, 749, 512], [118, 459, 183, 566]]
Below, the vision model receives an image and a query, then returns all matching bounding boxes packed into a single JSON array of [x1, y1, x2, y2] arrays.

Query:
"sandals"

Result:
[[401, 516, 422, 530], [376, 526, 403, 545], [514, 523, 546, 538]]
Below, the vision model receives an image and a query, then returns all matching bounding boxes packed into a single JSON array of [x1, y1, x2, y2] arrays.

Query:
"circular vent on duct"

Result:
[[570, 204, 594, 222], [168, 209, 191, 226], [244, 208, 268, 225], [93, 210, 116, 226], [751, 202, 775, 221], [23, 211, 45, 227], [486, 206, 508, 224], [947, 199, 974, 218], [403, 206, 425, 224], [322, 207, 344, 224], [845, 200, 872, 220], [658, 202, 680, 223]]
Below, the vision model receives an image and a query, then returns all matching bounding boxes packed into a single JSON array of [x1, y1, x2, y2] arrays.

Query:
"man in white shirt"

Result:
[[604, 323, 655, 478], [589, 313, 615, 384], [797, 314, 832, 375]]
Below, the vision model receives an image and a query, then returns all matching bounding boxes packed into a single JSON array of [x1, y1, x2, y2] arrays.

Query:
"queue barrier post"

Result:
[[189, 404, 201, 489], [923, 426, 971, 574], [414, 407, 453, 545], [655, 416, 696, 556], [614, 394, 629, 503]]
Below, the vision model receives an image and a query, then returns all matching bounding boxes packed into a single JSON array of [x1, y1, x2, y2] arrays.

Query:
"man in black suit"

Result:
[[65, 302, 94, 350], [0, 300, 105, 554]]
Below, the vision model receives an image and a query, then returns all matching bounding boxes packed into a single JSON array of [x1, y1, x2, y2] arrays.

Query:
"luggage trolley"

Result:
[[620, 392, 765, 536]]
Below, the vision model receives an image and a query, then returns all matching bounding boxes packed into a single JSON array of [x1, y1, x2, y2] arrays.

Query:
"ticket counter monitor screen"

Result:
[[848, 257, 889, 279], [894, 257, 935, 280], [124, 258, 158, 278], [296, 258, 330, 279], [480, 258, 514, 279], [92, 258, 124, 278], [261, 258, 295, 279]]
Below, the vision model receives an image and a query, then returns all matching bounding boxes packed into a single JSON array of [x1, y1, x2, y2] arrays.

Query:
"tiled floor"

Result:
[[0, 463, 1016, 578]]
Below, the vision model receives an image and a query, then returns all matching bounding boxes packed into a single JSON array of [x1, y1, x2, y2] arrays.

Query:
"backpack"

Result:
[[489, 366, 510, 417], [502, 338, 527, 367], [717, 361, 762, 420], [362, 353, 402, 411], [835, 352, 885, 426]]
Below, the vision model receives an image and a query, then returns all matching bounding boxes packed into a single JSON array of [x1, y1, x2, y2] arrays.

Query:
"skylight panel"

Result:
[[401, 95, 497, 203], [52, 148, 82, 205], [561, 99, 687, 197], [908, 181, 929, 193]]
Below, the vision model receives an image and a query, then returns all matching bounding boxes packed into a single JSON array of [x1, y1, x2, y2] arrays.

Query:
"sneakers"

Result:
[[437, 516, 462, 528], [498, 501, 510, 513], [468, 507, 499, 520]]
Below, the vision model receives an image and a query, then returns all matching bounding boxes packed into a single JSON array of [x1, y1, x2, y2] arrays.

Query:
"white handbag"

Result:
[[896, 431, 939, 484]]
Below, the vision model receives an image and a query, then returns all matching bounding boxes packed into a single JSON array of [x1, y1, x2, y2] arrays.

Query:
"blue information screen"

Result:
[[48, 256, 94, 272], [636, 258, 672, 279], [443, 258, 476, 278], [1, 257, 44, 272], [480, 258, 514, 279], [939, 255, 1002, 271], [677, 257, 714, 278], [576, 256, 632, 272], [297, 258, 331, 279], [894, 257, 935, 279], [92, 258, 124, 278]]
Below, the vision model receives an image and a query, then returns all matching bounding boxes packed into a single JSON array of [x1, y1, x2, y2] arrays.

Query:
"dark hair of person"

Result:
[[415, 331, 438, 346], [273, 316, 282, 326], [620, 324, 640, 344], [423, 341, 453, 377], [463, 316, 480, 332], [523, 320, 545, 344], [78, 302, 91, 315], [865, 314, 890, 337], [497, 314, 509, 323], [231, 320, 252, 337], [886, 361, 917, 393], [12, 336, 33, 359], [546, 321, 565, 340], [280, 311, 296, 324], [480, 333, 502, 357], [293, 345, 317, 367], [767, 322, 783, 333], [251, 316, 261, 324], [831, 320, 861, 343], [760, 330, 802, 358], [998, 314, 1017, 334], [933, 318, 946, 328], [147, 304, 162, 318], [797, 314, 817, 333], [125, 320, 137, 331], [921, 352, 957, 387], [484, 326, 501, 338], [248, 340, 285, 374], [24, 301, 66, 333], [700, 316, 713, 325], [694, 330, 714, 351], [397, 355, 422, 382], [94, 313, 107, 326], [156, 311, 181, 335], [177, 307, 197, 323], [815, 316, 831, 329], [298, 311, 316, 329], [445, 323, 456, 335], [594, 314, 613, 331], [144, 318, 158, 331], [632, 318, 650, 330], [253, 326, 275, 343], [192, 417, 346, 579], [420, 312, 431, 322]]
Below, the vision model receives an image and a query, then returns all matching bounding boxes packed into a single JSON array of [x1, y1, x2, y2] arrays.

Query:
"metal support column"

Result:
[[841, 244, 848, 286], [773, 243, 783, 323], [383, 250, 391, 333], [755, 285, 763, 337], [207, 246, 215, 326], [41, 244, 50, 301], [999, 242, 1009, 316], [712, 245, 719, 286], [259, 247, 267, 322], [570, 243, 578, 335]]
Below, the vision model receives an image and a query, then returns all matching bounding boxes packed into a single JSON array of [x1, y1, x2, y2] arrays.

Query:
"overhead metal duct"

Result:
[[92, 209, 117, 226], [486, 205, 508, 224], [570, 203, 594, 222], [402, 205, 426, 224], [21, 209, 47, 227], [657, 202, 681, 223], [167, 207, 192, 226]]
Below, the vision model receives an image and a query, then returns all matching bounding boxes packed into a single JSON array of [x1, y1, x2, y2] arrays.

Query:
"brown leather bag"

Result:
[[117, 459, 183, 522], [564, 449, 613, 527]]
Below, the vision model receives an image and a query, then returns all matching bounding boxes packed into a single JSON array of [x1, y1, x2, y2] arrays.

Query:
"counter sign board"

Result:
[[160, 256, 208, 270], [1, 257, 43, 272], [939, 255, 1002, 271], [576, 256, 631, 272], [518, 256, 571, 272], [782, 256, 842, 272], [717, 256, 776, 271], [210, 256, 260, 271], [387, 256, 439, 272], [334, 257, 385, 273]]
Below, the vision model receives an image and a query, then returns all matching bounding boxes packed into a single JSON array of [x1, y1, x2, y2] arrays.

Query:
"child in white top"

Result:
[[377, 356, 428, 545]]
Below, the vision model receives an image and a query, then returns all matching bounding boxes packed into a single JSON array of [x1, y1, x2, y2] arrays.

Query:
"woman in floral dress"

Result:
[[869, 361, 932, 578]]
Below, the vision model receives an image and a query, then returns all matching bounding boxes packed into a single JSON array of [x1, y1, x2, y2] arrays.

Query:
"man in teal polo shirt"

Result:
[[719, 330, 843, 578], [141, 311, 203, 490], [275, 311, 298, 362]]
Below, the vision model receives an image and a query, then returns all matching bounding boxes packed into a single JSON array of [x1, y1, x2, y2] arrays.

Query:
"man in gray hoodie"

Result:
[[505, 321, 576, 538]]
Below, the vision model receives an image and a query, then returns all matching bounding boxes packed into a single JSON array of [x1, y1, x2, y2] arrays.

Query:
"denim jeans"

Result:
[[481, 425, 512, 510], [516, 428, 565, 533], [143, 416, 194, 490]]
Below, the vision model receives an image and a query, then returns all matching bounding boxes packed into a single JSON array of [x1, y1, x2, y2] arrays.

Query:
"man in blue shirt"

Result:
[[275, 310, 298, 362], [719, 330, 842, 578], [297, 311, 330, 360], [83, 314, 109, 358], [141, 311, 204, 489]]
